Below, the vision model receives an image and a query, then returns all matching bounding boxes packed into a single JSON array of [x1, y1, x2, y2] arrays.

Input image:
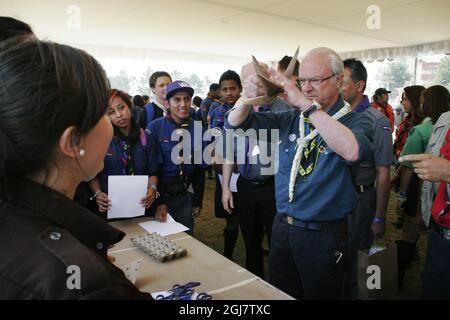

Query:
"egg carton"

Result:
[[131, 233, 187, 263]]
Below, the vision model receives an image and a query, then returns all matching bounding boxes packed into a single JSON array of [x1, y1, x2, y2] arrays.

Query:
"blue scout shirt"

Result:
[[225, 96, 372, 221], [351, 95, 393, 186], [210, 103, 234, 129], [200, 97, 215, 123], [146, 116, 208, 179], [100, 125, 158, 194], [208, 101, 224, 127], [189, 107, 201, 121]]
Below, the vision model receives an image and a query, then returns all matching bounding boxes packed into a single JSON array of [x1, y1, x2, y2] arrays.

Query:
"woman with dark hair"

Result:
[[89, 89, 158, 215], [393, 86, 426, 161], [0, 37, 151, 299], [392, 85, 426, 227], [396, 85, 450, 290]]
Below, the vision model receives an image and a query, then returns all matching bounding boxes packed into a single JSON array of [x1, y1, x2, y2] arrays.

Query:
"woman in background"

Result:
[[89, 89, 158, 216], [396, 85, 450, 290], [392, 85, 425, 228]]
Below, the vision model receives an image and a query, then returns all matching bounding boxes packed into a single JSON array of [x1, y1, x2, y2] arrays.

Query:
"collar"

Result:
[[372, 101, 387, 109], [353, 95, 371, 113], [165, 113, 191, 128], [326, 95, 346, 116], [9, 178, 125, 250]]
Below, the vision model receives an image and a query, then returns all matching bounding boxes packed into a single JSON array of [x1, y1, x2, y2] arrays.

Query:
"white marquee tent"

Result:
[[2, 0, 449, 63]]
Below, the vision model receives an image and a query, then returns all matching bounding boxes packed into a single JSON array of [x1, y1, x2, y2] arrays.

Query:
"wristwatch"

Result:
[[303, 100, 321, 118]]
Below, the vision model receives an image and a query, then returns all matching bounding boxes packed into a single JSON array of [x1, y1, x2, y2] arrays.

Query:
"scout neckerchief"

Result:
[[393, 115, 412, 157], [113, 122, 140, 176], [167, 113, 191, 183], [288, 102, 351, 203]]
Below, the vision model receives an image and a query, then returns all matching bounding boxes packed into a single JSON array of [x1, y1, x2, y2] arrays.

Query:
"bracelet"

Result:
[[90, 191, 101, 201], [373, 217, 385, 223], [148, 185, 160, 199]]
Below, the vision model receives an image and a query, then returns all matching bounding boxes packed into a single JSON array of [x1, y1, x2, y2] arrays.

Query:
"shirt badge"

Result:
[[289, 134, 297, 142]]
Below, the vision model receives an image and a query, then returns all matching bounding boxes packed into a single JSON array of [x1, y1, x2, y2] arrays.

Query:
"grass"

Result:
[[194, 178, 426, 300]]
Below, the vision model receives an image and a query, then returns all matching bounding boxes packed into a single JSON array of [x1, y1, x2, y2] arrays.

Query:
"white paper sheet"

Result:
[[138, 214, 189, 236], [107, 175, 148, 219], [218, 172, 239, 193]]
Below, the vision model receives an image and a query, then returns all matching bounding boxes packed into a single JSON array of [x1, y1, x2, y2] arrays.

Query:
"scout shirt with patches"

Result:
[[225, 96, 372, 221]]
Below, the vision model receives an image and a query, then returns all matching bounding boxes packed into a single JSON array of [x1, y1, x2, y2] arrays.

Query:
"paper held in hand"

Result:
[[107, 175, 148, 220]]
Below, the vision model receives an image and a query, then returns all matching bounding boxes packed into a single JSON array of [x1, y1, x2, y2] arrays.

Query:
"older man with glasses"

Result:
[[226, 47, 373, 299]]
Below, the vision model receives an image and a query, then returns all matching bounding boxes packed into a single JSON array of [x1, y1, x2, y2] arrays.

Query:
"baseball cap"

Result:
[[166, 80, 194, 100], [375, 88, 391, 96]]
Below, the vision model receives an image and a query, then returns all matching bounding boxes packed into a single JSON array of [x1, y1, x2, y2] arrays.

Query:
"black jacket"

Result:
[[0, 178, 152, 299]]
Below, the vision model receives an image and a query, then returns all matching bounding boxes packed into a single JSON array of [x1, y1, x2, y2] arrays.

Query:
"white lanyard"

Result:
[[288, 102, 351, 203]]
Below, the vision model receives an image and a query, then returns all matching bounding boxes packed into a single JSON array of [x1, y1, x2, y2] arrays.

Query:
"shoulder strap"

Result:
[[144, 103, 155, 127]]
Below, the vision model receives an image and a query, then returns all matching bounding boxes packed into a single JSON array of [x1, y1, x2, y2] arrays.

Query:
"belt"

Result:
[[281, 215, 322, 231], [355, 183, 375, 194], [240, 176, 274, 186], [431, 218, 450, 242]]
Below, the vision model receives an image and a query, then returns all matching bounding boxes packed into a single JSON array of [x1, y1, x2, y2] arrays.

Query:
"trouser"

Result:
[[164, 192, 194, 236], [223, 214, 239, 260], [422, 220, 450, 299], [269, 215, 349, 300], [214, 173, 240, 259], [235, 177, 276, 279], [345, 187, 376, 299]]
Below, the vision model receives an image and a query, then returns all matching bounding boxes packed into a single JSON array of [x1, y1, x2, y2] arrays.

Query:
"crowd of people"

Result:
[[0, 16, 449, 300]]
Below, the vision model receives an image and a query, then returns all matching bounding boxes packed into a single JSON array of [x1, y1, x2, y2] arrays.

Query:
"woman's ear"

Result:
[[58, 126, 78, 159], [164, 99, 170, 110]]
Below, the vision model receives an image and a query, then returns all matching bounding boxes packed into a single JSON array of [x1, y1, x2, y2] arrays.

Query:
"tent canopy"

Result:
[[3, 0, 450, 61]]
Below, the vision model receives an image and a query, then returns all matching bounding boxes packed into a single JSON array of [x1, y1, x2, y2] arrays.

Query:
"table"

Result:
[[109, 217, 294, 300]]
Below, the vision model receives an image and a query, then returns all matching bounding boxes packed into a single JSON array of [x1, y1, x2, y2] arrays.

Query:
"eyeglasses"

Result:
[[299, 74, 336, 87]]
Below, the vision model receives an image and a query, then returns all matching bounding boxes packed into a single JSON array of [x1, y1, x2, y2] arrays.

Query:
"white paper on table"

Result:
[[124, 258, 143, 284], [138, 214, 189, 236], [107, 175, 148, 219], [218, 173, 239, 193]]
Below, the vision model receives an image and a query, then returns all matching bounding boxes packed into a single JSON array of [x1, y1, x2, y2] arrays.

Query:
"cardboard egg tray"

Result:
[[131, 233, 187, 263]]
